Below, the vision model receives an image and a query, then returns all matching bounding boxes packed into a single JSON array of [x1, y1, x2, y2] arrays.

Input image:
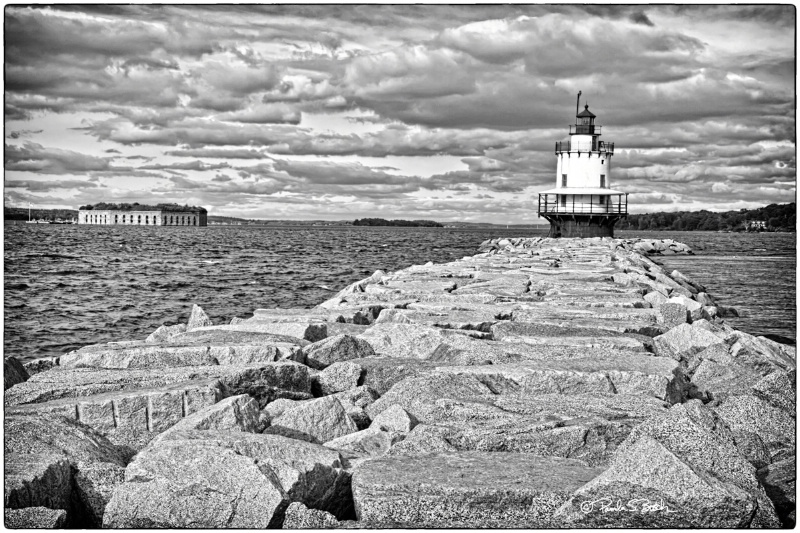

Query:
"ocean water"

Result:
[[4, 225, 796, 362]]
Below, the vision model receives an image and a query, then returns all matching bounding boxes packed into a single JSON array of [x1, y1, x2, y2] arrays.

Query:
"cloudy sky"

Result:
[[4, 5, 796, 222]]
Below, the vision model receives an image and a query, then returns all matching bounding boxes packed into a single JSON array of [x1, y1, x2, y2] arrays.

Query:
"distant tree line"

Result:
[[617, 203, 795, 232], [79, 202, 207, 213], [5, 207, 77, 221], [352, 218, 443, 227]]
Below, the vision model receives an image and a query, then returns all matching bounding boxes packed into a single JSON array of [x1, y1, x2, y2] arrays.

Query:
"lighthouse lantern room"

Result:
[[538, 93, 628, 238]]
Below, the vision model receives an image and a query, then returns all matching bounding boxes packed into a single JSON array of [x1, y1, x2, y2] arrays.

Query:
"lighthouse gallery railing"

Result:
[[537, 193, 628, 216], [554, 140, 614, 155]]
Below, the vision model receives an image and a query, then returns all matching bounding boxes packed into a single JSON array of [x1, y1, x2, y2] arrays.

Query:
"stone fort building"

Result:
[[78, 203, 208, 226]]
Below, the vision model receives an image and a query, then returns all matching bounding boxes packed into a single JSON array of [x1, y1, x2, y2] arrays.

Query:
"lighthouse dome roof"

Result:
[[576, 104, 595, 118]]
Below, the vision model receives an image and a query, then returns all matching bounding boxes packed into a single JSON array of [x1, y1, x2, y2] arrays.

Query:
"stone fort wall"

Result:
[[79, 210, 207, 226]]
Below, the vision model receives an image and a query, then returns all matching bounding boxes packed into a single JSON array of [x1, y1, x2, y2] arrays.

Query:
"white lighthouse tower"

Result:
[[538, 94, 628, 237]]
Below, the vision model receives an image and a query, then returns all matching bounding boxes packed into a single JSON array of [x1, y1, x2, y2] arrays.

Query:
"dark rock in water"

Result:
[[5, 507, 67, 528], [4, 356, 29, 390], [351, 451, 602, 527], [718, 305, 740, 317], [757, 457, 796, 528], [266, 395, 359, 444], [186, 303, 213, 330], [303, 334, 376, 370]]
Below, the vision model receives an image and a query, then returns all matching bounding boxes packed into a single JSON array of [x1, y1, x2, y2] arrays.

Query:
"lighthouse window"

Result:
[[561, 174, 567, 187], [600, 174, 606, 187], [560, 195, 567, 207], [599, 196, 605, 205]]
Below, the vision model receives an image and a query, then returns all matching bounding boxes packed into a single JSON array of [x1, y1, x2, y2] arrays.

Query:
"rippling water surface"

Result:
[[4, 225, 795, 362]]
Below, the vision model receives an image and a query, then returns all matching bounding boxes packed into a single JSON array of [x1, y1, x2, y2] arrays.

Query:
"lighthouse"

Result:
[[538, 94, 628, 238]]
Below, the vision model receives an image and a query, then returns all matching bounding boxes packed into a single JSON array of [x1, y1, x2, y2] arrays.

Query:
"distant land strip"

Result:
[[352, 218, 443, 227], [4, 202, 794, 231]]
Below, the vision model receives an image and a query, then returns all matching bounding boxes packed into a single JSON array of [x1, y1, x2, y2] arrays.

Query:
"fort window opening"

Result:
[[138, 215, 142, 224]]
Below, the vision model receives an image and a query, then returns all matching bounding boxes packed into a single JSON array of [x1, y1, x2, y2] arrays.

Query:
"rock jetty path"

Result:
[[4, 237, 795, 528]]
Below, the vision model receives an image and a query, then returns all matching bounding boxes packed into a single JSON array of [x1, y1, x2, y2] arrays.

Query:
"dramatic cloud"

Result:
[[4, 5, 795, 220]]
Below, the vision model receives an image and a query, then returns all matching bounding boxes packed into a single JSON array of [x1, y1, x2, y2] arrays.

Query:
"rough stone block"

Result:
[[153, 430, 353, 520], [653, 323, 726, 362], [714, 394, 795, 455], [324, 427, 403, 457], [153, 394, 261, 443], [5, 507, 68, 528], [193, 322, 327, 342], [145, 323, 186, 344], [352, 452, 602, 527], [644, 290, 669, 307], [370, 404, 418, 433], [757, 457, 796, 528], [554, 437, 757, 528], [619, 401, 780, 526], [752, 369, 796, 413], [303, 334, 376, 369], [74, 462, 126, 526], [282, 502, 343, 529], [186, 304, 213, 330], [267, 395, 358, 444], [314, 361, 362, 395], [103, 441, 285, 528]]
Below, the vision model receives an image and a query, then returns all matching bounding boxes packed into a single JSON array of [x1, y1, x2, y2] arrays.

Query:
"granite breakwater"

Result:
[[4, 237, 796, 528]]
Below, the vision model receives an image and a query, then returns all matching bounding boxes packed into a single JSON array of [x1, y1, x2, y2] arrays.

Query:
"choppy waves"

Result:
[[4, 225, 795, 362]]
